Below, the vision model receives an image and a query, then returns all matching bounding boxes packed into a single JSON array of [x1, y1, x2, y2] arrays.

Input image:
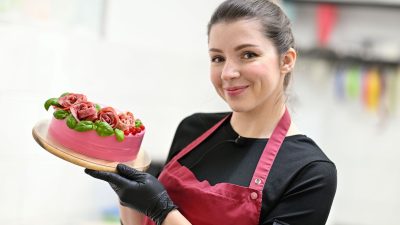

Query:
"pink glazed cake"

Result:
[[45, 93, 145, 162]]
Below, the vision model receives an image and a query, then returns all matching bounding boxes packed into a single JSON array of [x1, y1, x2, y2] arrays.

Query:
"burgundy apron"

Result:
[[144, 109, 291, 225]]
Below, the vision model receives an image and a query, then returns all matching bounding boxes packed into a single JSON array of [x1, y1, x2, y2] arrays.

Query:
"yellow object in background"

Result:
[[363, 68, 382, 112]]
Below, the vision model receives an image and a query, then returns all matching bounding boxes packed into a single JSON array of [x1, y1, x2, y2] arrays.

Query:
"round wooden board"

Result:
[[32, 119, 151, 172]]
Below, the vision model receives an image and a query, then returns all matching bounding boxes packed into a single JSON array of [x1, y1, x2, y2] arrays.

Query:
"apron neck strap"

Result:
[[249, 108, 291, 190], [169, 114, 230, 164]]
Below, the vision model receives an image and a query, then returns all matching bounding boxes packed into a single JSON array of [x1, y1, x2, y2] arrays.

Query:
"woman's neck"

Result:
[[230, 99, 286, 139]]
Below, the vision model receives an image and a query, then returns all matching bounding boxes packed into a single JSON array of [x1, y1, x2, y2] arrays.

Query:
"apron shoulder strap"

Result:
[[249, 108, 291, 190]]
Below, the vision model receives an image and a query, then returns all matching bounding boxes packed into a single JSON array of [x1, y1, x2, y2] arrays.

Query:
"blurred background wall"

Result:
[[0, 0, 399, 224]]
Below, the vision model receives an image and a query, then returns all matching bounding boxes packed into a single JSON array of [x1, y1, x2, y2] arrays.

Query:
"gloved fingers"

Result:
[[85, 168, 132, 187], [116, 164, 146, 182]]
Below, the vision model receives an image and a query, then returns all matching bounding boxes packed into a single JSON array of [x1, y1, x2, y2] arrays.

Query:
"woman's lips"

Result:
[[224, 85, 249, 97]]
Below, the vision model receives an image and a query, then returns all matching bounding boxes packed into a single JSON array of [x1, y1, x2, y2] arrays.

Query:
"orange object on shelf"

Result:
[[362, 67, 382, 112]]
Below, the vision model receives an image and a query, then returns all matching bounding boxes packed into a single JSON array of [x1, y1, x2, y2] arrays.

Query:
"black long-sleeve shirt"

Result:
[[164, 112, 337, 225]]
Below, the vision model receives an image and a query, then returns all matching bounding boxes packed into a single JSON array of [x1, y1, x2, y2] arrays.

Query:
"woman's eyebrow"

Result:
[[234, 44, 258, 51], [209, 48, 222, 53], [209, 44, 259, 53]]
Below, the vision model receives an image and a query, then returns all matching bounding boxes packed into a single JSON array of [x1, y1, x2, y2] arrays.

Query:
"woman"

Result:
[[85, 0, 337, 224]]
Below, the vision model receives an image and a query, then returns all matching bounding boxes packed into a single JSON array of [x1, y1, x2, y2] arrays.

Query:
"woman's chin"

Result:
[[222, 96, 253, 113], [227, 103, 250, 113]]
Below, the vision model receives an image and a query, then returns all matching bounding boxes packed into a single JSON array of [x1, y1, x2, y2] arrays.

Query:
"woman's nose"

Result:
[[221, 61, 240, 80]]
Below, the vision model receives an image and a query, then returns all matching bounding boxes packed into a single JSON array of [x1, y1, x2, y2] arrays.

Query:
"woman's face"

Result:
[[208, 19, 286, 113]]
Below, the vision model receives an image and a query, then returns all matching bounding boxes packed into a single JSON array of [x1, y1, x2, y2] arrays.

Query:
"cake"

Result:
[[44, 92, 145, 162]]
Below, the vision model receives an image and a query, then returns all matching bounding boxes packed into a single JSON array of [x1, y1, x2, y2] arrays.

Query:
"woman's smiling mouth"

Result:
[[224, 85, 249, 97]]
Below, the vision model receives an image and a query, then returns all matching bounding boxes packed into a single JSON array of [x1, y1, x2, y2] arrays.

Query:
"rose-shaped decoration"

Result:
[[98, 107, 120, 128], [58, 93, 87, 110], [116, 111, 135, 131], [70, 101, 98, 122]]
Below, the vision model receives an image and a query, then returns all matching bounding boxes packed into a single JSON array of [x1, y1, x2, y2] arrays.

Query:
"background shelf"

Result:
[[291, 0, 400, 9]]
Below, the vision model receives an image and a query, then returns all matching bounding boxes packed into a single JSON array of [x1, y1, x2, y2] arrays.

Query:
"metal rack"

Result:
[[290, 0, 400, 9], [298, 48, 400, 67], [288, 0, 400, 65]]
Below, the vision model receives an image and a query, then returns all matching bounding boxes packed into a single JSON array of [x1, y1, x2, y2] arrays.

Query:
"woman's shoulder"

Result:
[[282, 134, 334, 164], [267, 135, 336, 190], [262, 135, 337, 219], [268, 134, 336, 182]]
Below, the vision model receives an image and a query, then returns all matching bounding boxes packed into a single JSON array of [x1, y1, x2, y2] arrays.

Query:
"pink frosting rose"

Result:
[[70, 101, 98, 122], [98, 107, 120, 128], [116, 111, 135, 131], [58, 93, 87, 110]]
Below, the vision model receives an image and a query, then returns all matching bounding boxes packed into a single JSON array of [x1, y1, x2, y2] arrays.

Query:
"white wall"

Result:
[[1, 1, 399, 224]]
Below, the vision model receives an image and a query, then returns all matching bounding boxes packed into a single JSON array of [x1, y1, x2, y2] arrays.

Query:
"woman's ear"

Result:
[[280, 48, 297, 75]]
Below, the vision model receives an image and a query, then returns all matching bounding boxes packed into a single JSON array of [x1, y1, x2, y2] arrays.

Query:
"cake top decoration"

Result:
[[44, 92, 145, 142]]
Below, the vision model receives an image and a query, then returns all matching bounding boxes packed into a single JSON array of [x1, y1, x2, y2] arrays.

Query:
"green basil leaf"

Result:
[[53, 110, 69, 120], [60, 92, 70, 97], [135, 119, 142, 127], [95, 104, 101, 111], [114, 129, 124, 142], [66, 114, 78, 129], [74, 121, 94, 132], [44, 98, 60, 111], [95, 121, 114, 137], [93, 120, 100, 130]]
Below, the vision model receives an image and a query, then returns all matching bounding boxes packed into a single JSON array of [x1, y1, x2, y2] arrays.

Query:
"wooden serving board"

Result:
[[32, 119, 151, 172]]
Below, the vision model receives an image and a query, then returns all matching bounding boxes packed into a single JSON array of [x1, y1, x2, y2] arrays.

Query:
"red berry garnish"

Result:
[[136, 127, 142, 133], [124, 130, 130, 135], [140, 125, 145, 130]]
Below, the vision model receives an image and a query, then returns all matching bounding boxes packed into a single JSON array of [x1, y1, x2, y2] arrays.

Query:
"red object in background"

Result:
[[317, 4, 338, 46]]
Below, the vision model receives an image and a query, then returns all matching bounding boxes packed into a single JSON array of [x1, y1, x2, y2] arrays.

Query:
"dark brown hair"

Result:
[[207, 0, 295, 89]]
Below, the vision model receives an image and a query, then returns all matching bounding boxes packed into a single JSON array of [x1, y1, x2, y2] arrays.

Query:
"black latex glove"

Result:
[[85, 164, 177, 225]]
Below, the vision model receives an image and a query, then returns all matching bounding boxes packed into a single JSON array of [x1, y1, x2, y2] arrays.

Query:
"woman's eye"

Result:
[[242, 52, 258, 59], [211, 56, 225, 63]]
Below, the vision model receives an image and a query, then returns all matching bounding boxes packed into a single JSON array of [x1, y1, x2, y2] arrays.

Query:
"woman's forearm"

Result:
[[119, 204, 144, 225], [119, 204, 191, 225], [162, 210, 192, 225]]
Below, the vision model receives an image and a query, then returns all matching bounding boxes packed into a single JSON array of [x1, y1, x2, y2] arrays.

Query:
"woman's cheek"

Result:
[[210, 69, 221, 88], [245, 62, 269, 77]]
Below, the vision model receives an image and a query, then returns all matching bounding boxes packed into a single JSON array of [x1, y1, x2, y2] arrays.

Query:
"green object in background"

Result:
[[346, 66, 361, 99]]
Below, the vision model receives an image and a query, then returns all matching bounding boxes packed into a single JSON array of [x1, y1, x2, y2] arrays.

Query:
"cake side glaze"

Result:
[[48, 117, 144, 162]]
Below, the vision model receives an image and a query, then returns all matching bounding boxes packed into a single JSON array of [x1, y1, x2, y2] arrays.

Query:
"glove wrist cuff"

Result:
[[149, 191, 178, 225]]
